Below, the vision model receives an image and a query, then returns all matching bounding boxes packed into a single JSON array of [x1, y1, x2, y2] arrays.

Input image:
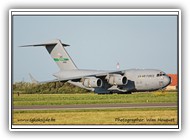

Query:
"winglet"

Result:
[[29, 73, 39, 84]]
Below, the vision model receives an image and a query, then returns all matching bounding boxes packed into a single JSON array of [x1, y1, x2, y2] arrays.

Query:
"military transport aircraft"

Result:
[[21, 39, 171, 94]]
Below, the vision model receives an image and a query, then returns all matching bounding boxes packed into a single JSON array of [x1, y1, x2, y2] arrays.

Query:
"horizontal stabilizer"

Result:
[[21, 39, 77, 70], [20, 39, 70, 47]]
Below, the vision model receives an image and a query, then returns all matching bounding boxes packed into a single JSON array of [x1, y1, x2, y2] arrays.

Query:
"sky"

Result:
[[12, 13, 178, 82]]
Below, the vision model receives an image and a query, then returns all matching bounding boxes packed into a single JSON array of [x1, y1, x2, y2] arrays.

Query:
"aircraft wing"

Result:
[[36, 70, 126, 84]]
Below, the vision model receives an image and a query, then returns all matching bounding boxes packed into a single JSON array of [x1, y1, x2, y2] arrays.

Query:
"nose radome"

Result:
[[166, 76, 172, 86]]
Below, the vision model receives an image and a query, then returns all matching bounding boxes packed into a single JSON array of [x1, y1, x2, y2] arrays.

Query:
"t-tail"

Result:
[[21, 39, 78, 70]]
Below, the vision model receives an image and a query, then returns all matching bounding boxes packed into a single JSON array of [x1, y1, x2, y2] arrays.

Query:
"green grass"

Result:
[[12, 92, 178, 125], [13, 92, 177, 106], [13, 108, 178, 125]]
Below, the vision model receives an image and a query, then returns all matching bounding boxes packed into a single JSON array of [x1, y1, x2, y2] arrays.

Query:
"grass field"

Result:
[[13, 91, 177, 106], [13, 108, 177, 125], [12, 91, 178, 125]]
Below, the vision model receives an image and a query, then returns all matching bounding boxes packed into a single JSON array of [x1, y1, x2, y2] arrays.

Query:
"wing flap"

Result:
[[38, 70, 125, 84]]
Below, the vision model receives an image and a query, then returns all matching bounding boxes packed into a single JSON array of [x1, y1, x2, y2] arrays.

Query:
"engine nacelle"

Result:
[[108, 75, 128, 85], [83, 77, 103, 88]]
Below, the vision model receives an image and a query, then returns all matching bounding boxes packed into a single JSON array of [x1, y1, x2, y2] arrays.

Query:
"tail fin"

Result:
[[21, 39, 78, 70]]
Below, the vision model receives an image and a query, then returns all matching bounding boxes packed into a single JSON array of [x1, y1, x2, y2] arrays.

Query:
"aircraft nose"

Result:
[[165, 75, 171, 86]]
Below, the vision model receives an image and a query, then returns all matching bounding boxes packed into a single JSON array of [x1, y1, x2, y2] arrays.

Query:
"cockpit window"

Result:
[[157, 72, 166, 77]]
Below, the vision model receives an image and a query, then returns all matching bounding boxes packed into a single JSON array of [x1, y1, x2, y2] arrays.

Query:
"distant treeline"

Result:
[[13, 82, 89, 94]]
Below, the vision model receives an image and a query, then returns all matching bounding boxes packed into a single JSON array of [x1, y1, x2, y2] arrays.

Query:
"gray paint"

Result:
[[24, 39, 171, 94]]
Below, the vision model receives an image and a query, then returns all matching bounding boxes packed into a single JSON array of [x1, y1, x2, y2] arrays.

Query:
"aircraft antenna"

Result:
[[116, 62, 120, 70]]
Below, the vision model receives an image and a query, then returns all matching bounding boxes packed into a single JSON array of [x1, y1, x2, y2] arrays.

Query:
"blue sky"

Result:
[[13, 15, 178, 82]]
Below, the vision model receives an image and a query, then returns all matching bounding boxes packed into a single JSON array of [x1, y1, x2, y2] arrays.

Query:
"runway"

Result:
[[13, 103, 177, 111]]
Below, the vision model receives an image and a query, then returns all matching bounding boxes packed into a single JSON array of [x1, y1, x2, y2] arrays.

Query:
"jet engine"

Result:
[[83, 77, 103, 88], [108, 74, 128, 85]]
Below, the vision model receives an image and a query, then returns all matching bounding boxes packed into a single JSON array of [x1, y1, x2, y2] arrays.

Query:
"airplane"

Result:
[[21, 39, 171, 94]]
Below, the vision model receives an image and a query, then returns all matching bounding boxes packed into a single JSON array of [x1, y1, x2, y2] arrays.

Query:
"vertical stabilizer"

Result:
[[45, 40, 78, 70], [21, 39, 78, 70]]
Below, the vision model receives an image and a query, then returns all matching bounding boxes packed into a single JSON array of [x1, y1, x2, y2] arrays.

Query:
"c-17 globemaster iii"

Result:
[[21, 39, 171, 94]]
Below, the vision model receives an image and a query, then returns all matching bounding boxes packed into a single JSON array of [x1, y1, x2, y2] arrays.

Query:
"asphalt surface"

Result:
[[13, 103, 177, 111]]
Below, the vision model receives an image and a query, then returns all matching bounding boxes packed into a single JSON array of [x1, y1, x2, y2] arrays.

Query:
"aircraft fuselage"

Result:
[[53, 69, 171, 94], [22, 39, 171, 94]]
